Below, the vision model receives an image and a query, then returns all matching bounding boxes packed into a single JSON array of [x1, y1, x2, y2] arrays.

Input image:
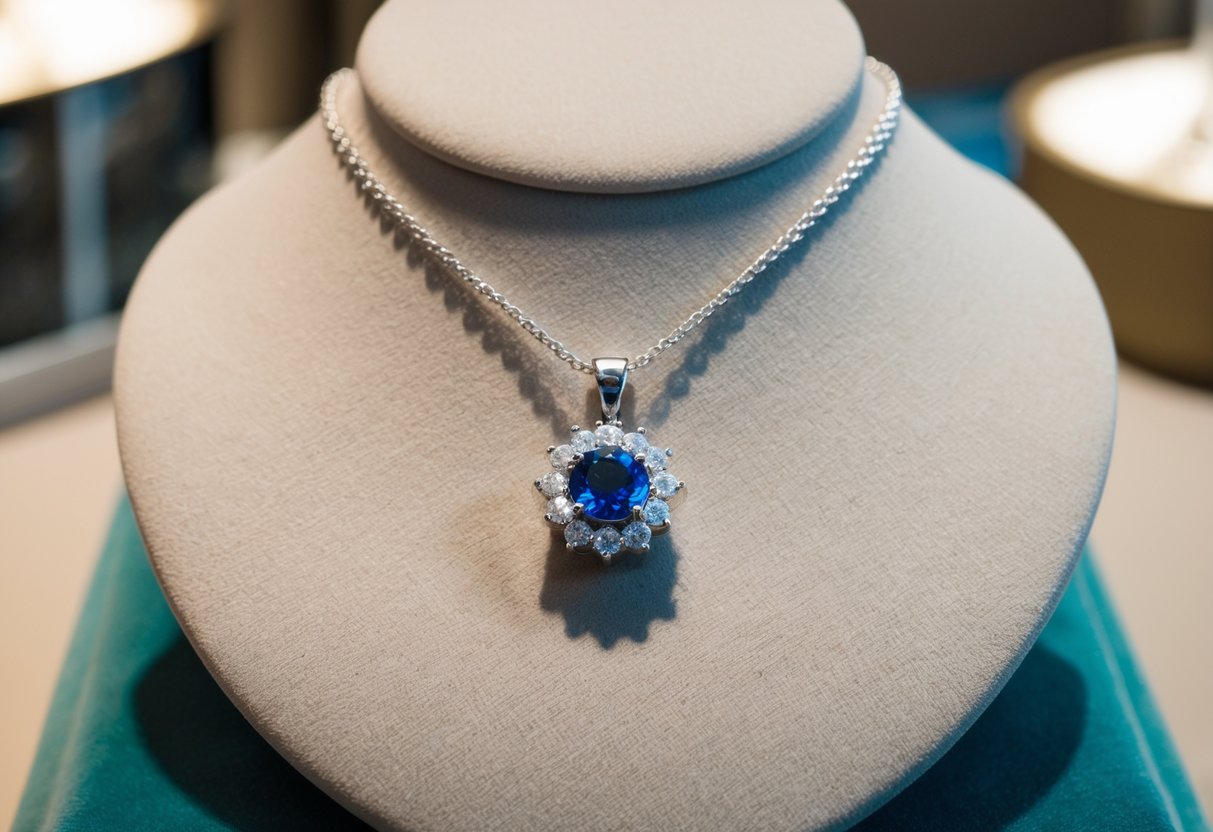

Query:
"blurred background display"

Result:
[[0, 43, 212, 345], [0, 0, 220, 422]]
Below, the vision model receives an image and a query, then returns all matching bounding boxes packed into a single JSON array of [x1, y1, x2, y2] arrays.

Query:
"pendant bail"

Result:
[[592, 357, 629, 424]]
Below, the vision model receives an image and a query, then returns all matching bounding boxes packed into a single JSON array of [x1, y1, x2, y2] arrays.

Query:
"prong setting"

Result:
[[540, 421, 682, 563]]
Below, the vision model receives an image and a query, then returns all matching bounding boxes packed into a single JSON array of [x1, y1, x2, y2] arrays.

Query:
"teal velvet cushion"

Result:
[[14, 497, 1207, 831]]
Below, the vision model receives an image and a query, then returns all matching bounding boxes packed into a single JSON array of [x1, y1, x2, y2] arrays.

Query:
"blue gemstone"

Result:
[[568, 447, 651, 522]]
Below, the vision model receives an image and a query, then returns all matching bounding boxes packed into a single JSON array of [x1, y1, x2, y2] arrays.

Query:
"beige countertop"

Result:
[[1, 362, 1209, 825], [1089, 363, 1213, 811], [0, 395, 121, 827]]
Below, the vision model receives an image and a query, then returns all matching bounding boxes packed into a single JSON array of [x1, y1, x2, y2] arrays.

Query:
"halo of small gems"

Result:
[[537, 420, 683, 564]]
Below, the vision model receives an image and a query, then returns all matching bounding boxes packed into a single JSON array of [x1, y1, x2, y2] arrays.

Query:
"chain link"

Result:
[[320, 58, 901, 375]]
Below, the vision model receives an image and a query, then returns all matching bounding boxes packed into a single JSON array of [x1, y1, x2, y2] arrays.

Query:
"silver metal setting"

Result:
[[537, 421, 683, 564], [592, 357, 628, 423]]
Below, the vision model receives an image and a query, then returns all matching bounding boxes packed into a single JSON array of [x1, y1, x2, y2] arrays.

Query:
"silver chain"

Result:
[[320, 57, 902, 375]]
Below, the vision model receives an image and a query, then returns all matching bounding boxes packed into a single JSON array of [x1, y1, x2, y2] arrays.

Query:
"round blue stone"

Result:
[[568, 447, 650, 522]]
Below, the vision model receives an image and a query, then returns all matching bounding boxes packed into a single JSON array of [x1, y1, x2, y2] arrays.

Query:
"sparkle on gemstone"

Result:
[[568, 447, 650, 522], [592, 526, 622, 557], [549, 444, 576, 469], [622, 432, 648, 455], [643, 498, 670, 525], [595, 424, 624, 447], [652, 471, 679, 499], [645, 446, 669, 471], [565, 520, 593, 548], [571, 430, 597, 453], [622, 521, 652, 550], [539, 471, 567, 498], [547, 496, 575, 524]]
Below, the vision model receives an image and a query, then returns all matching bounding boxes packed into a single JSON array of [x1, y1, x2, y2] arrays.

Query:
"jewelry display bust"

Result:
[[114, 0, 1115, 829]]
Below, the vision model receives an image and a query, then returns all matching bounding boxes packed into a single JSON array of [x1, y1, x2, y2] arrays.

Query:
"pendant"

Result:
[[535, 358, 684, 564]]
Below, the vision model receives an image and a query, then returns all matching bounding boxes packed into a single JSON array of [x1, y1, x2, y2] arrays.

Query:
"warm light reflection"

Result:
[[1029, 50, 1213, 204], [0, 0, 215, 105]]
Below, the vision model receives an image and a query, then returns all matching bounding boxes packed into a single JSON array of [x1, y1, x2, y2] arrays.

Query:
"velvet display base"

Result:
[[13, 497, 1207, 831]]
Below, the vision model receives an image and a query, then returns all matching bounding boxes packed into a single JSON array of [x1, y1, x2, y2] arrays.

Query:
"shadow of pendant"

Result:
[[538, 526, 679, 649]]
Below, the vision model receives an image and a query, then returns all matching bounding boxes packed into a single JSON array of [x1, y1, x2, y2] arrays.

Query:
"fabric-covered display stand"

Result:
[[14, 497, 1206, 830], [15, 83, 1211, 830], [110, 9, 1120, 824]]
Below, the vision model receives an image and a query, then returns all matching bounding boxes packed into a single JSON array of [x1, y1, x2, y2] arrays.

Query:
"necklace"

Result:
[[320, 58, 902, 563]]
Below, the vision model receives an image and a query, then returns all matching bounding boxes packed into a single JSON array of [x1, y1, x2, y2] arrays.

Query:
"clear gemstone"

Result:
[[547, 496, 575, 524], [622, 521, 652, 550], [539, 471, 567, 498], [571, 430, 597, 453], [622, 432, 649, 455], [652, 472, 679, 499], [549, 444, 576, 469], [645, 446, 668, 471], [592, 526, 622, 557], [565, 520, 593, 548], [643, 498, 670, 525], [595, 424, 624, 447]]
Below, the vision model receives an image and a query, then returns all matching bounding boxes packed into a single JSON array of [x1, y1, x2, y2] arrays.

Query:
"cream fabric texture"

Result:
[[115, 3, 1115, 829], [356, 0, 865, 192]]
